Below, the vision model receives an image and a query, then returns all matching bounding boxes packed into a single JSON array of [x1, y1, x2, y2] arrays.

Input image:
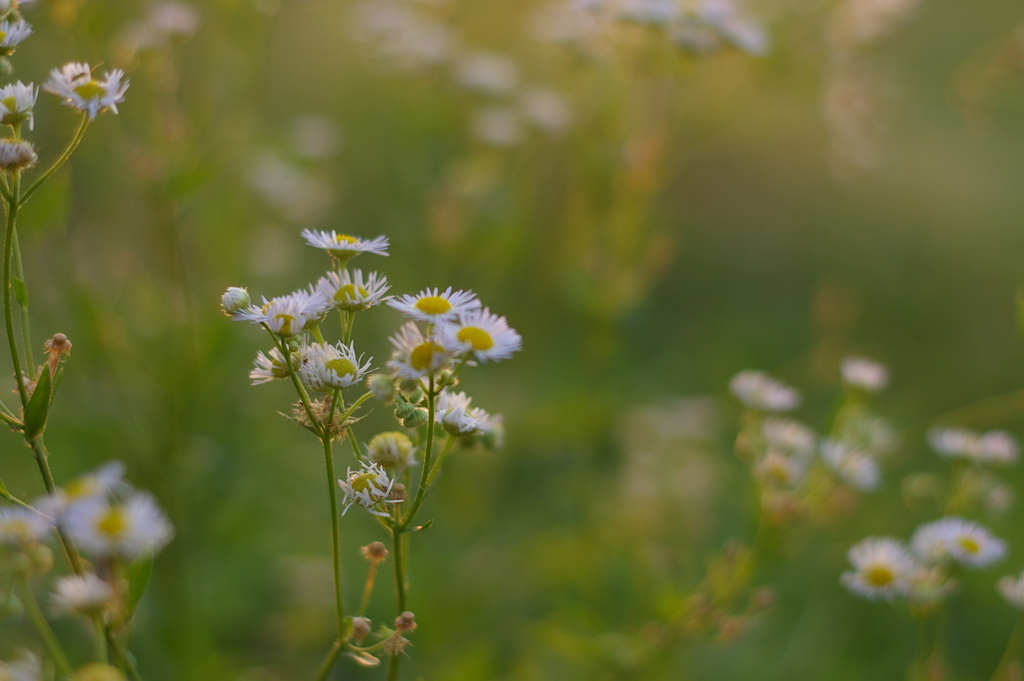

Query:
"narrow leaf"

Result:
[[22, 367, 51, 438], [124, 551, 154, 621], [12, 277, 26, 308]]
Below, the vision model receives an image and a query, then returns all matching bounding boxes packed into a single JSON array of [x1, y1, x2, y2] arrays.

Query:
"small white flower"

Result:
[[978, 430, 1019, 465], [471, 107, 525, 147], [387, 322, 452, 380], [0, 19, 30, 54], [39, 461, 126, 518], [762, 417, 816, 459], [841, 356, 889, 392], [0, 507, 48, 546], [729, 370, 800, 412], [388, 287, 480, 323], [754, 450, 805, 488], [0, 81, 36, 129], [44, 63, 129, 120], [0, 651, 42, 681], [998, 571, 1024, 610], [477, 412, 505, 450], [51, 573, 115, 617], [300, 229, 389, 260], [439, 307, 522, 363], [367, 432, 417, 469], [454, 52, 519, 95], [435, 390, 482, 435], [249, 346, 291, 385], [66, 493, 174, 559], [911, 517, 1006, 568], [315, 269, 390, 312], [822, 439, 880, 491], [236, 291, 330, 337], [929, 427, 1018, 466], [338, 463, 400, 517], [220, 287, 250, 316], [300, 342, 372, 392], [906, 566, 956, 606], [0, 139, 35, 171], [841, 537, 918, 600], [519, 88, 572, 133]]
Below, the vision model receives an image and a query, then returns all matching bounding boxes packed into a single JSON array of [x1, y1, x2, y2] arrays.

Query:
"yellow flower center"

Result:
[[1, 96, 17, 113], [333, 234, 358, 245], [74, 81, 105, 101], [457, 326, 494, 351], [334, 283, 369, 303], [96, 508, 129, 540], [273, 313, 295, 336], [326, 358, 357, 378], [957, 537, 980, 554], [350, 473, 376, 494], [0, 31, 7, 43], [2, 519, 30, 540], [410, 342, 443, 371], [65, 478, 98, 500], [865, 565, 895, 587], [414, 296, 451, 316]]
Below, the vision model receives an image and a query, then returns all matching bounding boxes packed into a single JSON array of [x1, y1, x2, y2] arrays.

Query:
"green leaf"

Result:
[[124, 551, 154, 621], [12, 277, 26, 309], [50, 368, 63, 401], [22, 367, 51, 438]]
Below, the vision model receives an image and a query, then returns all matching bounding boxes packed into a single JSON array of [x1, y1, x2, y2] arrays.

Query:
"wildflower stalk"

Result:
[[321, 430, 347, 639], [3, 169, 27, 408], [93, 615, 109, 664], [990, 615, 1024, 681], [359, 557, 379, 616], [12, 229, 33, 379], [313, 641, 343, 681], [399, 376, 436, 531], [29, 435, 85, 574], [19, 574, 73, 677], [19, 115, 89, 206]]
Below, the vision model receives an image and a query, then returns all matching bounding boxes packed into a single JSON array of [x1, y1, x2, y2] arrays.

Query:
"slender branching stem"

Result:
[[426, 436, 456, 487], [321, 432, 347, 641], [3, 172, 27, 408], [312, 641, 344, 681], [399, 376, 436, 531], [12, 227, 33, 379], [29, 436, 85, 574], [358, 561, 379, 616], [20, 574, 73, 677], [20, 115, 89, 206]]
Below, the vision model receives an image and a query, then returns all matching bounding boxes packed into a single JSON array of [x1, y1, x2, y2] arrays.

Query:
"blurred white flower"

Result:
[[822, 439, 880, 491], [840, 356, 888, 392], [0, 19, 31, 55], [44, 63, 129, 120], [52, 573, 115, 617], [455, 52, 520, 95], [250, 346, 292, 385], [729, 370, 800, 412], [0, 81, 37, 130], [0, 652, 41, 681], [929, 427, 1019, 466], [471, 107, 526, 147], [519, 88, 572, 133], [435, 390, 483, 435], [0, 508, 48, 546], [40, 462, 127, 519], [911, 517, 1006, 569], [754, 450, 805, 488], [67, 493, 173, 559], [762, 417, 816, 459], [841, 537, 917, 600], [999, 571, 1024, 611]]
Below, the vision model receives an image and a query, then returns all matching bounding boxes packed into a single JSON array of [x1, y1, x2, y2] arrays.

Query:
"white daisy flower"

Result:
[[300, 229, 389, 261], [236, 291, 330, 337], [435, 390, 482, 435], [338, 463, 401, 517], [66, 493, 173, 559], [928, 427, 1018, 466], [440, 307, 522, 363], [250, 346, 291, 385], [998, 571, 1024, 611], [0, 19, 30, 55], [367, 432, 417, 469], [44, 63, 129, 120], [386, 321, 452, 380], [762, 417, 816, 459], [39, 461, 126, 518], [51, 573, 115, 617], [841, 537, 918, 600], [0, 652, 41, 681], [315, 269, 390, 312], [729, 370, 800, 412], [0, 139, 35, 171], [0, 81, 36, 130], [911, 517, 1006, 568], [387, 287, 480, 323], [300, 342, 372, 392], [220, 287, 250, 317], [978, 430, 1019, 465], [754, 450, 805, 488], [841, 356, 889, 392], [0, 507, 48, 546], [822, 439, 880, 491], [454, 51, 519, 95], [906, 566, 956, 606]]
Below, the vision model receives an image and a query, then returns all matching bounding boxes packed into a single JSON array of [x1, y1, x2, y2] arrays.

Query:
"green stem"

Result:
[[107, 631, 143, 681], [19, 575, 73, 678], [990, 616, 1024, 681], [20, 115, 89, 207], [426, 436, 456, 487], [93, 615, 109, 664], [274, 332, 319, 433], [29, 436, 85, 574], [12, 227, 32, 379], [4, 173, 27, 409], [399, 377, 436, 531], [322, 432, 347, 641], [387, 655, 401, 681], [387, 525, 407, 681], [358, 562, 378, 616], [312, 641, 344, 681]]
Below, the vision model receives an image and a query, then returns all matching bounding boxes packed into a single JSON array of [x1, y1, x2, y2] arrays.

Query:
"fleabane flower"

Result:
[[236, 291, 330, 337], [39, 461, 126, 518], [220, 287, 250, 317], [387, 322, 452, 379], [66, 493, 173, 559], [300, 342, 372, 391], [44, 63, 129, 120], [762, 417, 816, 459], [754, 450, 805, 488], [729, 370, 800, 412], [821, 439, 880, 492], [0, 507, 48, 546], [911, 517, 1005, 569], [338, 463, 400, 517], [999, 571, 1024, 610], [388, 287, 480, 323], [435, 390, 482, 435], [0, 139, 35, 171], [367, 432, 417, 469], [0, 19, 31, 55], [51, 573, 115, 617], [841, 356, 888, 392], [315, 269, 390, 312], [440, 307, 522, 362], [928, 427, 1018, 466], [250, 346, 291, 385], [841, 537, 918, 600], [301, 229, 389, 261], [0, 81, 36, 129]]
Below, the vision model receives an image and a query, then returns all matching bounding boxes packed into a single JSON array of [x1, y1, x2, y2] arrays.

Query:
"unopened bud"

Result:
[[0, 58, 11, 78], [402, 408, 429, 429], [390, 483, 407, 501], [221, 287, 250, 316], [0, 139, 36, 171], [351, 616, 372, 643], [72, 663, 127, 681], [394, 400, 416, 420], [368, 373, 396, 403], [399, 379, 419, 393], [361, 541, 388, 562], [395, 611, 417, 632], [436, 369, 457, 389], [405, 386, 424, 405]]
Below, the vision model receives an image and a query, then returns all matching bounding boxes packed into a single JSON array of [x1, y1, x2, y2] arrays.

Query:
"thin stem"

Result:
[[107, 631, 143, 681], [0, 486, 42, 514], [30, 436, 85, 574], [312, 641, 344, 681], [399, 377, 436, 531], [387, 655, 401, 681], [358, 561, 379, 616], [990, 616, 1024, 681], [19, 575, 73, 678], [322, 432, 347, 641], [20, 115, 89, 206], [4, 173, 27, 409], [426, 436, 456, 487], [387, 525, 407, 681], [93, 615, 109, 664], [274, 332, 319, 434], [12, 227, 32, 379]]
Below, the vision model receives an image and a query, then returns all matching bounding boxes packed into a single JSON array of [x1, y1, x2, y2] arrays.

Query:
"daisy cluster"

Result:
[[225, 228, 521, 517], [730, 357, 896, 522]]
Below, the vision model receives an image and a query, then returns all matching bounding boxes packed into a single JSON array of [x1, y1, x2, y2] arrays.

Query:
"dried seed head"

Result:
[[382, 632, 411, 656], [390, 483, 407, 502], [351, 616, 372, 643], [395, 610, 417, 632], [45, 333, 72, 356], [0, 139, 36, 171], [361, 541, 388, 562]]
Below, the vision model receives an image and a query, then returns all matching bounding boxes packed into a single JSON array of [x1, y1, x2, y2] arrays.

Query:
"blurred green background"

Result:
[[3, 0, 1024, 678]]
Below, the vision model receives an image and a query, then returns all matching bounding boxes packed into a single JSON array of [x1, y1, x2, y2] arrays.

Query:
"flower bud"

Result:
[[367, 373, 396, 403], [72, 664, 127, 681], [436, 369, 456, 388], [399, 379, 420, 393], [394, 400, 416, 420], [404, 386, 424, 405], [221, 287, 250, 316], [0, 139, 36, 171], [395, 610, 417, 632], [368, 432, 416, 470], [402, 408, 429, 429], [390, 482, 407, 501], [351, 616, 372, 643], [0, 58, 11, 78], [360, 541, 388, 562]]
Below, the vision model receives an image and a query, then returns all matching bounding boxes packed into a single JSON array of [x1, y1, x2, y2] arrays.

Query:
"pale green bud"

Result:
[[367, 373, 396, 403], [394, 400, 416, 420], [402, 408, 429, 429], [221, 287, 250, 316]]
